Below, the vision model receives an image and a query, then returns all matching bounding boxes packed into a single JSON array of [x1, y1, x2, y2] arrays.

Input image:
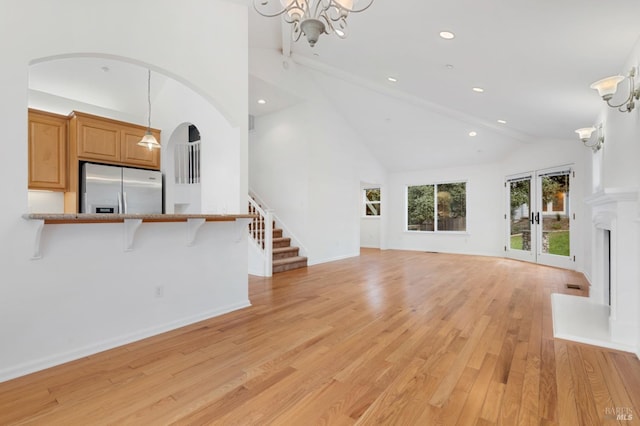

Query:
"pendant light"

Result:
[[138, 69, 161, 150]]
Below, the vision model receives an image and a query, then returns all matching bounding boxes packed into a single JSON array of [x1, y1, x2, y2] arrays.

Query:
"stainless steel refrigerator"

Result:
[[80, 163, 163, 214]]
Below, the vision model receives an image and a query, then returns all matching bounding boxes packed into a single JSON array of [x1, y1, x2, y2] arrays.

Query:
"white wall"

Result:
[[249, 47, 589, 265], [249, 49, 387, 265], [29, 89, 142, 125], [384, 139, 585, 261], [386, 163, 504, 256], [360, 218, 381, 248], [582, 37, 640, 357], [153, 77, 241, 215], [27, 191, 64, 214], [0, 0, 248, 381]]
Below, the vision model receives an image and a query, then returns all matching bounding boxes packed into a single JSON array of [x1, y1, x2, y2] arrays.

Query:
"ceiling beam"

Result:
[[290, 53, 534, 144]]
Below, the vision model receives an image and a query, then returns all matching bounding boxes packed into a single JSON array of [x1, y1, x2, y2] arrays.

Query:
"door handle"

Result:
[[123, 192, 128, 214], [530, 212, 535, 225], [535, 212, 540, 225], [117, 192, 122, 214]]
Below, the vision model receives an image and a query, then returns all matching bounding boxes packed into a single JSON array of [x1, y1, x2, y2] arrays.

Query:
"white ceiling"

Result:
[[247, 0, 640, 170], [28, 1, 640, 172]]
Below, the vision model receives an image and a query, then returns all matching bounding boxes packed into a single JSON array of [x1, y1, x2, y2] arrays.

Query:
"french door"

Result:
[[505, 165, 574, 269]]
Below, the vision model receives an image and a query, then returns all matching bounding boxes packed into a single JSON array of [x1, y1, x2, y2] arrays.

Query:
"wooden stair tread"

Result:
[[272, 256, 307, 266], [272, 255, 308, 273], [272, 237, 292, 248], [273, 247, 298, 254]]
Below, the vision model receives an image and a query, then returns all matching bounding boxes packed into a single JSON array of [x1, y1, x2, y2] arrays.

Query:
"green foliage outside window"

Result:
[[407, 185, 434, 231], [407, 182, 466, 232], [364, 188, 381, 216]]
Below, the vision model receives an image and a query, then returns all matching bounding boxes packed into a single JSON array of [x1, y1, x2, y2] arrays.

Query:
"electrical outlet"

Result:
[[155, 285, 164, 298]]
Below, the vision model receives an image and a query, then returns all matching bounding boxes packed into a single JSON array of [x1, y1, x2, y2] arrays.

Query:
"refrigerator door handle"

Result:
[[117, 192, 123, 214], [123, 192, 128, 214]]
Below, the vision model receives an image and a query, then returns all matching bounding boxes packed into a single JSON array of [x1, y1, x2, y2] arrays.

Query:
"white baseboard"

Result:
[[308, 252, 360, 266], [0, 300, 251, 384]]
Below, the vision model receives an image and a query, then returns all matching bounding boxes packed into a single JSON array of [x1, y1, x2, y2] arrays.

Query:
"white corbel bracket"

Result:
[[29, 219, 45, 260], [124, 219, 143, 251], [187, 218, 206, 246], [235, 218, 251, 242]]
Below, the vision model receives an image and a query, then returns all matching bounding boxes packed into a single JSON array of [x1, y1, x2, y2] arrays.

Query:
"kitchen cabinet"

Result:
[[121, 127, 162, 169], [70, 111, 161, 170], [28, 109, 67, 191]]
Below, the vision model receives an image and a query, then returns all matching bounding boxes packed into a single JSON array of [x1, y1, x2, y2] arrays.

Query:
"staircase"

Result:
[[248, 196, 307, 275], [271, 225, 308, 273]]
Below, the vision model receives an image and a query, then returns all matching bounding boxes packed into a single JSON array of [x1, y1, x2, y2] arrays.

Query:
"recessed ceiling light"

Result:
[[257, 99, 267, 105], [387, 77, 398, 83], [469, 131, 477, 137], [497, 119, 507, 124], [472, 87, 484, 93], [439, 31, 455, 40]]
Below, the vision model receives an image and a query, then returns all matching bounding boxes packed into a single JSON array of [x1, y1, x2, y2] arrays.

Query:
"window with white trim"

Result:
[[363, 188, 381, 216], [406, 182, 466, 232]]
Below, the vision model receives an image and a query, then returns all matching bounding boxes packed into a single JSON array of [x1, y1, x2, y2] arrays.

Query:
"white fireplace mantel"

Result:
[[552, 187, 639, 355], [584, 187, 638, 206]]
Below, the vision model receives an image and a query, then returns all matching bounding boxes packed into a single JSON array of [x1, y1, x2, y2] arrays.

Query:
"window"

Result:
[[407, 182, 466, 232], [363, 188, 381, 216]]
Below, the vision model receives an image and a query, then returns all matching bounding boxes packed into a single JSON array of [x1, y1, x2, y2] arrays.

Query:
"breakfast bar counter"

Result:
[[23, 213, 256, 224], [22, 213, 256, 259]]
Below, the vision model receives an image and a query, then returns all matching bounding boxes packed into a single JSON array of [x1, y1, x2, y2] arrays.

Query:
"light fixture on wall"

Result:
[[575, 124, 604, 152], [253, 0, 374, 47], [138, 69, 161, 150], [590, 67, 640, 113]]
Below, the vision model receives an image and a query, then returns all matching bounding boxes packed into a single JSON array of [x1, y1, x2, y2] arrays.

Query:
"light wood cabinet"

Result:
[[28, 110, 161, 213], [121, 127, 162, 169], [75, 114, 121, 163], [70, 111, 161, 170], [28, 109, 67, 191]]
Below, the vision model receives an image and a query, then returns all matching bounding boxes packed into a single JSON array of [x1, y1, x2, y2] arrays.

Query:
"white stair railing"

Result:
[[174, 141, 201, 184], [248, 196, 273, 277]]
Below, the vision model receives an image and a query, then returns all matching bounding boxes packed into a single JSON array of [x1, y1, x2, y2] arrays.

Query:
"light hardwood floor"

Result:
[[1, 249, 639, 425]]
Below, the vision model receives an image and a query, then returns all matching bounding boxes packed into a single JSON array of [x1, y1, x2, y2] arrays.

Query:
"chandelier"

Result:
[[253, 0, 374, 47]]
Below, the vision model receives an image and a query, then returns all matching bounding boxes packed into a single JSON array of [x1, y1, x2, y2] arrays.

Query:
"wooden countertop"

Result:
[[23, 213, 256, 224]]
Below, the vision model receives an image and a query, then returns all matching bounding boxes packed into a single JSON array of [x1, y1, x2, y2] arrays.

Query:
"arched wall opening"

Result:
[[27, 54, 241, 215], [165, 122, 203, 214]]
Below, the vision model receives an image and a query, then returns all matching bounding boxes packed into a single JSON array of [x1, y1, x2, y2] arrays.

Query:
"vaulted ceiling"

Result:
[[246, 0, 640, 170], [28, 1, 640, 172]]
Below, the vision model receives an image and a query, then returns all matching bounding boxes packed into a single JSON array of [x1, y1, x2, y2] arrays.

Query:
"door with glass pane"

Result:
[[505, 166, 574, 269], [506, 174, 535, 262], [536, 168, 573, 269]]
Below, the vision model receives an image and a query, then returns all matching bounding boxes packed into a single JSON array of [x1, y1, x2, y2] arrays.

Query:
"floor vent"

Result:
[[565, 283, 582, 290]]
